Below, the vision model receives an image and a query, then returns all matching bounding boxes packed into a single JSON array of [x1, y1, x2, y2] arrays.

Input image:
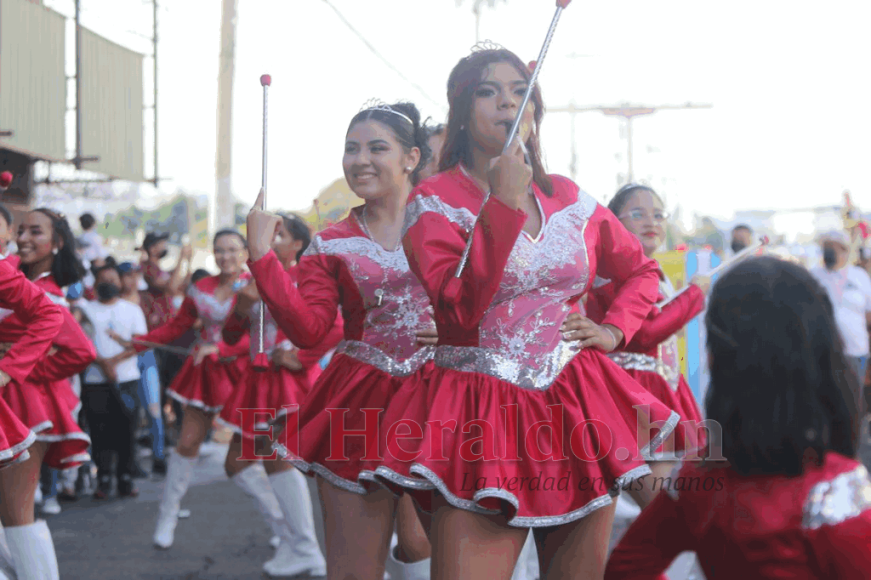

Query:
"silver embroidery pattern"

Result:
[[188, 280, 248, 345], [336, 340, 434, 377], [608, 352, 658, 373], [402, 194, 476, 239], [802, 465, 871, 530], [435, 340, 581, 391]]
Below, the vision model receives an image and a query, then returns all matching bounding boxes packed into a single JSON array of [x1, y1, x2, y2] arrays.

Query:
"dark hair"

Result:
[[705, 256, 857, 476], [427, 123, 445, 139], [0, 204, 12, 228], [279, 213, 312, 261], [608, 183, 663, 216], [213, 228, 246, 248], [439, 48, 552, 196], [23, 208, 87, 288], [732, 224, 752, 234], [93, 263, 121, 280], [79, 213, 96, 230], [347, 101, 431, 186], [191, 268, 211, 284]]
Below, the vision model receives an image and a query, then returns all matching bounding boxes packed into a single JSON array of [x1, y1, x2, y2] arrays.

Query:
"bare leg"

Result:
[[317, 477, 396, 580], [430, 493, 528, 580], [0, 441, 48, 526], [533, 501, 616, 580], [626, 462, 679, 509], [395, 493, 431, 562], [175, 406, 212, 459]]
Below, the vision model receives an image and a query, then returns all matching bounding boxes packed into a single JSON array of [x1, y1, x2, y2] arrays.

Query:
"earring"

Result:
[[52, 248, 58, 255], [404, 167, 412, 173], [460, 125, 465, 131]]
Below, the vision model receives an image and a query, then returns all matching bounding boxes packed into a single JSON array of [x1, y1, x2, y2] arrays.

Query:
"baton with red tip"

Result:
[[254, 74, 271, 372]]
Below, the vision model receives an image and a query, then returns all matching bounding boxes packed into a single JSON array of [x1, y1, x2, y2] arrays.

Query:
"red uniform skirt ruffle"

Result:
[[166, 355, 248, 414], [622, 369, 705, 459], [2, 378, 90, 469], [0, 397, 36, 469], [217, 363, 319, 439], [274, 353, 423, 494], [374, 348, 680, 528]]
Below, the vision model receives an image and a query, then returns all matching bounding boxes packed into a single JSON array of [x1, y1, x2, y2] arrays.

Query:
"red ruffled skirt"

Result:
[[374, 348, 680, 527], [3, 378, 90, 469], [218, 362, 320, 439], [166, 354, 248, 414], [623, 369, 705, 459], [275, 349, 434, 495], [0, 397, 36, 469]]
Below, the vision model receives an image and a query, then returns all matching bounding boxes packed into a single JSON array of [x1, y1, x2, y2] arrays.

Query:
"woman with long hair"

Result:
[[374, 47, 680, 579], [246, 100, 437, 580], [112, 229, 252, 549], [0, 208, 96, 579], [218, 212, 342, 578], [605, 257, 871, 578]]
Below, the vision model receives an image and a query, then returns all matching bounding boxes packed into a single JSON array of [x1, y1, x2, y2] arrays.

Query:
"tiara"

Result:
[[358, 99, 413, 125], [471, 39, 504, 53]]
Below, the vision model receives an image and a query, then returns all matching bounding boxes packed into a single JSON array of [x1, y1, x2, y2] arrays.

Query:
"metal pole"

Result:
[[74, 0, 82, 169], [569, 110, 577, 182], [253, 74, 271, 371], [626, 116, 633, 183], [153, 0, 159, 188]]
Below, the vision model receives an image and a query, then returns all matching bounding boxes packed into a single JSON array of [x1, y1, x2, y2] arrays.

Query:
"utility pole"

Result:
[[152, 0, 158, 188], [213, 0, 238, 237], [548, 102, 712, 184]]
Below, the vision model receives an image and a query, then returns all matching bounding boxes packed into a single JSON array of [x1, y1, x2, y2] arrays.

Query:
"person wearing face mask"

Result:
[[810, 230, 871, 421], [729, 224, 753, 255], [76, 263, 148, 499]]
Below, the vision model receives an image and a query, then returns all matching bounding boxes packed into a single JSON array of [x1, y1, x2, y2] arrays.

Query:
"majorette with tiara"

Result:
[[372, 43, 680, 578], [246, 99, 437, 580], [217, 212, 343, 578]]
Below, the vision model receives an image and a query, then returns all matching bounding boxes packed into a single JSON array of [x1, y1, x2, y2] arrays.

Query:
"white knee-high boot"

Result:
[[5, 520, 58, 580], [265, 469, 326, 578], [230, 464, 285, 556], [153, 452, 196, 549], [0, 526, 18, 580], [510, 531, 539, 580], [384, 544, 430, 580]]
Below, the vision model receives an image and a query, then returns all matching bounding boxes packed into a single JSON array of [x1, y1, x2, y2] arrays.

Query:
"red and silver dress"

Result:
[[134, 274, 251, 413], [218, 265, 344, 438], [376, 167, 679, 526], [249, 210, 435, 494], [586, 273, 706, 458], [606, 453, 871, 579], [0, 260, 65, 468], [0, 273, 95, 469]]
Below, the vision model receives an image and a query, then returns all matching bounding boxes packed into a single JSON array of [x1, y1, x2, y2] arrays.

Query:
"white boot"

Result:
[[609, 495, 642, 554], [510, 531, 538, 580], [5, 520, 58, 580], [229, 464, 285, 553], [153, 452, 196, 549], [385, 545, 430, 580], [264, 469, 327, 578], [0, 527, 18, 580]]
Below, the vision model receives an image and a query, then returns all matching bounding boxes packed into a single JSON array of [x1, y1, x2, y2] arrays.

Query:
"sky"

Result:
[[40, 0, 871, 228]]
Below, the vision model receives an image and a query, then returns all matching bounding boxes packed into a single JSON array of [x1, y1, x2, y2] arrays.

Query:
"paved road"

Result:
[[49, 442, 325, 580]]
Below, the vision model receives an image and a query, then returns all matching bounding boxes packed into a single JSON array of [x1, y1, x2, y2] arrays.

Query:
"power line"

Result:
[[321, 0, 444, 112]]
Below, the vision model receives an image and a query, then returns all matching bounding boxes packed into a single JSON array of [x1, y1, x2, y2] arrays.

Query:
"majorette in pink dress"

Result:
[[133, 274, 252, 413], [218, 264, 344, 439], [374, 167, 680, 526], [0, 260, 65, 469], [249, 208, 435, 494], [0, 272, 95, 469], [586, 272, 707, 458]]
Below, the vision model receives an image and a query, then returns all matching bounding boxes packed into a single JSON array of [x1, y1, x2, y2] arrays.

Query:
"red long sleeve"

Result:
[[403, 192, 526, 334], [248, 250, 340, 350], [0, 262, 64, 386], [592, 209, 661, 346], [627, 284, 705, 351], [221, 306, 250, 347], [605, 489, 695, 579], [29, 308, 97, 382], [134, 295, 198, 352], [295, 313, 344, 369], [809, 512, 871, 578]]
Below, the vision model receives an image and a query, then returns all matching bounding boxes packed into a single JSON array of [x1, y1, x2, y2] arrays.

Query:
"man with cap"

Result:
[[811, 230, 871, 420]]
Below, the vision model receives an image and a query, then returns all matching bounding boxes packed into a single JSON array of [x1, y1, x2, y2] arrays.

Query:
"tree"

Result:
[[457, 0, 507, 42]]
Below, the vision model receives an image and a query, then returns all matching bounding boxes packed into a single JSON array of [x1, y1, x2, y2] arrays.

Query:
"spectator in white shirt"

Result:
[[810, 230, 871, 418], [76, 263, 148, 499]]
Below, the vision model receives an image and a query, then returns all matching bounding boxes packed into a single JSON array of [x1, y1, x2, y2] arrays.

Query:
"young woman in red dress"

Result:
[[375, 48, 681, 580], [606, 257, 871, 579], [114, 229, 252, 549], [218, 213, 342, 578], [246, 101, 437, 580], [0, 208, 96, 579]]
